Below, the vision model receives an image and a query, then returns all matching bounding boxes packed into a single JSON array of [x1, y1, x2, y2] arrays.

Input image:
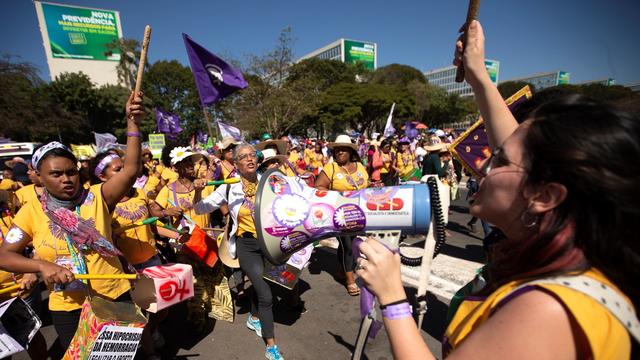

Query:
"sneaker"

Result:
[[246, 315, 263, 338], [265, 345, 284, 360]]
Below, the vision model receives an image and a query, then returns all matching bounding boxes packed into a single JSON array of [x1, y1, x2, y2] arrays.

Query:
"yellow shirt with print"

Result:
[[220, 163, 237, 180], [379, 151, 395, 174], [307, 151, 324, 170], [12, 184, 131, 312], [160, 167, 179, 184], [112, 189, 157, 265], [0, 212, 25, 301], [155, 182, 214, 229], [395, 151, 415, 178], [15, 184, 40, 208], [321, 162, 369, 192]]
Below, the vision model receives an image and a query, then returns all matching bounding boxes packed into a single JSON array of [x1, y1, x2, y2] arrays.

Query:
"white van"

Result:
[[0, 142, 41, 171]]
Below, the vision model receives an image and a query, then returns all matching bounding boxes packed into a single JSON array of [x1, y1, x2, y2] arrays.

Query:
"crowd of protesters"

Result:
[[1, 21, 637, 360]]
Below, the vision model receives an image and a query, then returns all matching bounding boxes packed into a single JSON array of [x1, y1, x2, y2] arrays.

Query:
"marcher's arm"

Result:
[[193, 182, 227, 214], [314, 171, 330, 191], [102, 91, 144, 209], [455, 21, 517, 148]]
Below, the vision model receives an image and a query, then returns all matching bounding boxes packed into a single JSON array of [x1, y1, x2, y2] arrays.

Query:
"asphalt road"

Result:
[[16, 187, 487, 360]]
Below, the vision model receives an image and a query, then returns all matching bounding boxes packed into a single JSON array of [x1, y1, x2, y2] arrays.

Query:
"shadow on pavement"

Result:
[[446, 221, 483, 241], [327, 331, 369, 360], [438, 243, 485, 264], [157, 302, 217, 359], [308, 247, 343, 283]]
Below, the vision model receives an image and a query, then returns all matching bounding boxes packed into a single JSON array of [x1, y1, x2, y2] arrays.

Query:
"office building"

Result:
[[424, 60, 500, 97], [299, 39, 377, 70], [503, 70, 570, 90]]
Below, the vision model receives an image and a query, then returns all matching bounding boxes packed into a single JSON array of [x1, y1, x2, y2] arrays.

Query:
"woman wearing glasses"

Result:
[[355, 20, 639, 359], [193, 144, 286, 360]]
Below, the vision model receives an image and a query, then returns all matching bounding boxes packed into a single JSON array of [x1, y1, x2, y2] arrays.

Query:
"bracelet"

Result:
[[127, 131, 141, 138], [381, 302, 412, 320], [379, 298, 409, 309]]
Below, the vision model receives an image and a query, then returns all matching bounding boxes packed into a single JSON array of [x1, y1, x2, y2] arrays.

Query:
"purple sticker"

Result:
[[303, 203, 335, 234], [265, 225, 293, 237], [272, 193, 310, 228], [333, 204, 366, 232], [280, 231, 310, 253]]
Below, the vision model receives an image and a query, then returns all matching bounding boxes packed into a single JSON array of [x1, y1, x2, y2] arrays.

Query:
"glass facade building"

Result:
[[298, 39, 377, 69], [424, 60, 500, 97], [505, 71, 570, 90]]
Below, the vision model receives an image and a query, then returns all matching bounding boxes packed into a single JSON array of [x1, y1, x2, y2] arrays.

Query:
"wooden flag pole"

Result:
[[455, 0, 480, 83], [134, 25, 152, 94], [202, 107, 216, 146]]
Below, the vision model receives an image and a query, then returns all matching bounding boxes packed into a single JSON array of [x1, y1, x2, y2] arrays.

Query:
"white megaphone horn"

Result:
[[255, 169, 445, 265]]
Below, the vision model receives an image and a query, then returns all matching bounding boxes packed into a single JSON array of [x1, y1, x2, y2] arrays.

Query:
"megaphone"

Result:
[[255, 169, 438, 265]]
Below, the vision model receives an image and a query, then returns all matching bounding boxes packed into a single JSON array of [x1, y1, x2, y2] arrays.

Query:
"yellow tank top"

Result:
[[321, 162, 369, 191], [11, 184, 131, 311], [237, 202, 257, 237], [155, 181, 214, 229], [112, 189, 157, 265], [444, 268, 631, 359]]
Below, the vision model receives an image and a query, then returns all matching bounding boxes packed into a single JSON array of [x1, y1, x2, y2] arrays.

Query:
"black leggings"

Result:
[[337, 235, 355, 273], [50, 292, 132, 351], [236, 235, 275, 339]]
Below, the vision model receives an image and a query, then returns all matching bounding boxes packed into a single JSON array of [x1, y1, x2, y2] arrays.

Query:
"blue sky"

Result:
[[2, 0, 639, 85]]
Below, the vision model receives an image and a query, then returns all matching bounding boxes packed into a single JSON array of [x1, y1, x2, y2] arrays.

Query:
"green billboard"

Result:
[[41, 2, 121, 61], [558, 71, 570, 85], [484, 60, 499, 84], [344, 40, 375, 70]]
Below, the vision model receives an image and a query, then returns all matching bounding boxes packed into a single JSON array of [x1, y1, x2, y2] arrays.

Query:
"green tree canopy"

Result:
[[370, 64, 426, 87]]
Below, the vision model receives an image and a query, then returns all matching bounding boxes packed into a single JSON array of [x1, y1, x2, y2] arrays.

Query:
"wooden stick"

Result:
[[134, 25, 152, 94], [455, 0, 480, 83]]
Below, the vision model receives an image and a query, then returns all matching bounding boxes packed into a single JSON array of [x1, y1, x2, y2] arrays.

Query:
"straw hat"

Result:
[[258, 148, 286, 170], [218, 136, 241, 151], [424, 136, 445, 152], [326, 135, 358, 153], [255, 139, 287, 156]]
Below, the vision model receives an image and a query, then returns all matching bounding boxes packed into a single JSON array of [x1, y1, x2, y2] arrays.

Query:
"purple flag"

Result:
[[196, 131, 208, 145], [404, 121, 418, 140], [155, 108, 183, 135], [183, 34, 248, 107]]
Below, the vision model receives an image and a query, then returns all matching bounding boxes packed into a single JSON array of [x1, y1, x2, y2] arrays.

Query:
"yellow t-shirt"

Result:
[[0, 179, 16, 191], [321, 162, 369, 191], [220, 162, 237, 180], [15, 184, 41, 208], [0, 212, 23, 301], [380, 151, 394, 174], [395, 151, 415, 178], [143, 174, 161, 200], [237, 202, 257, 237], [307, 151, 324, 170], [444, 268, 631, 359], [112, 189, 157, 265], [11, 184, 131, 311], [280, 162, 297, 177], [155, 181, 214, 229], [160, 167, 179, 184], [288, 150, 300, 164]]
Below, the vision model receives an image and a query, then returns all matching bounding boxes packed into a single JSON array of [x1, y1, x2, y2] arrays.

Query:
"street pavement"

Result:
[[16, 187, 486, 359]]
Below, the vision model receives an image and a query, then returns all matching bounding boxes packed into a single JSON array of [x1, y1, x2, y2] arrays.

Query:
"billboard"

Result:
[[558, 71, 570, 85], [343, 40, 376, 70], [40, 2, 121, 61], [484, 60, 500, 84]]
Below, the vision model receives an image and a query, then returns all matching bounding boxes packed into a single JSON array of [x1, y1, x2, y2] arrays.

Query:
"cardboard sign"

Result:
[[86, 325, 143, 360], [130, 263, 194, 313], [63, 297, 146, 360], [0, 297, 42, 358], [148, 134, 166, 160]]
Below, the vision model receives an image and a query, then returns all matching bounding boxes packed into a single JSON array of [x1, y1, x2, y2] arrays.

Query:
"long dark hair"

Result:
[[486, 95, 640, 312]]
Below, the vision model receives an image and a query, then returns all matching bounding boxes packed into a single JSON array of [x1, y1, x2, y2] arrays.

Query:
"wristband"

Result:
[[379, 298, 409, 309], [381, 302, 412, 320], [127, 131, 141, 138]]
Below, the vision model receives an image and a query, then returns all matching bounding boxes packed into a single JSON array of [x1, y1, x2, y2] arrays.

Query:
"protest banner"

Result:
[[86, 325, 143, 360], [63, 297, 147, 360], [148, 134, 165, 159]]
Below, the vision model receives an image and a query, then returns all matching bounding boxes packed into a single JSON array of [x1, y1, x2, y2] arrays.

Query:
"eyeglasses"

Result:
[[237, 152, 258, 161], [480, 147, 524, 177]]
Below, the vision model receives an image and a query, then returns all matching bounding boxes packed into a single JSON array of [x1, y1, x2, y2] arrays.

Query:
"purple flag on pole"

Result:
[[216, 120, 243, 141], [183, 33, 248, 107], [155, 108, 182, 134]]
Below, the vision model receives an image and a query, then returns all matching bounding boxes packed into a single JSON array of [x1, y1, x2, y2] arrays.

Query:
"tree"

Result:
[[286, 58, 357, 91], [370, 64, 427, 87], [498, 81, 536, 99], [105, 38, 140, 88], [317, 83, 414, 136]]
